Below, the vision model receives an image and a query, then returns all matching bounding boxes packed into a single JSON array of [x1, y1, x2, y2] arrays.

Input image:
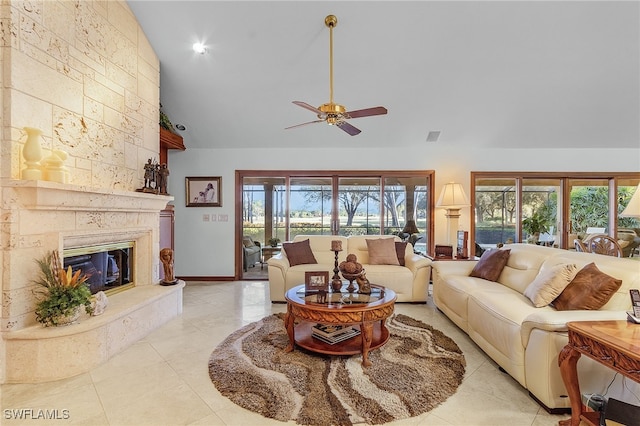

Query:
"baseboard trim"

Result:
[[177, 276, 235, 281]]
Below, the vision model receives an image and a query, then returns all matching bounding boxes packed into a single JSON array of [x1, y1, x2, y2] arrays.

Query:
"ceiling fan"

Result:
[[285, 15, 388, 136]]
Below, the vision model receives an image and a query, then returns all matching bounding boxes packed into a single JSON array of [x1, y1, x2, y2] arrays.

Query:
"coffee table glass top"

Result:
[[289, 284, 394, 307]]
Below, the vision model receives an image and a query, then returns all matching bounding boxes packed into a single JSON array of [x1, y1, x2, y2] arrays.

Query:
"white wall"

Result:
[[167, 145, 640, 277]]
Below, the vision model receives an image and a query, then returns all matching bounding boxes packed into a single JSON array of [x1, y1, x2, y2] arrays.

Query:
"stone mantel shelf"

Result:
[[3, 179, 173, 212]]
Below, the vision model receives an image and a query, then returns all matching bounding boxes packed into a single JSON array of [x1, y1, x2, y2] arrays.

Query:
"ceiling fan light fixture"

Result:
[[285, 14, 387, 136]]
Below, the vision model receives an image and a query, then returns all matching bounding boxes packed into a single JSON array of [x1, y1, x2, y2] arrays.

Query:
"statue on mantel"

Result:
[[157, 163, 170, 195], [159, 247, 178, 285], [137, 158, 159, 194]]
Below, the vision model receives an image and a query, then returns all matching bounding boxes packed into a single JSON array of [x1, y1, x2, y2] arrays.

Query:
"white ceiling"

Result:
[[127, 1, 639, 151]]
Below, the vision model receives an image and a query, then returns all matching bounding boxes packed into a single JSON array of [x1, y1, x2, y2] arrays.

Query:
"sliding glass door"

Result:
[[237, 170, 434, 276]]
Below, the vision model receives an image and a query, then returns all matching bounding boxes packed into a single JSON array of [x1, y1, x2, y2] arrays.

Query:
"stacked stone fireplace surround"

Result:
[[0, 1, 184, 383]]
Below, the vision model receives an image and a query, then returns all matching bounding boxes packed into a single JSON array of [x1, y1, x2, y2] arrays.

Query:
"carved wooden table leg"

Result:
[[558, 344, 583, 426], [361, 321, 373, 367], [284, 305, 295, 353]]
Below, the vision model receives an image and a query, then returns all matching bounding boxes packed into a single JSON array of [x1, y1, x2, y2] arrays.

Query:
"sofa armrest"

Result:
[[520, 310, 628, 347], [267, 254, 289, 271], [431, 260, 478, 277], [404, 253, 432, 273]]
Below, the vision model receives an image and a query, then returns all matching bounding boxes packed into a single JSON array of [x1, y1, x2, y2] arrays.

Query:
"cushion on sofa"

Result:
[[552, 262, 622, 311], [395, 242, 407, 266], [366, 238, 400, 265], [283, 239, 317, 266], [470, 249, 511, 282], [523, 263, 578, 307]]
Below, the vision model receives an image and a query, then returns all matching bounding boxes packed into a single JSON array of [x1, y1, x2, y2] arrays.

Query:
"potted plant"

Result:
[[267, 237, 281, 247], [33, 250, 94, 326], [522, 211, 551, 244]]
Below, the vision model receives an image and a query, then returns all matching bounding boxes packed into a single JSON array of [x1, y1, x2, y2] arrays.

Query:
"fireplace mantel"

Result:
[[3, 180, 173, 212]]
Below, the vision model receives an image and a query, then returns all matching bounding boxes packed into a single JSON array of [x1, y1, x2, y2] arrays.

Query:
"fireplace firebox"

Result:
[[64, 242, 134, 295]]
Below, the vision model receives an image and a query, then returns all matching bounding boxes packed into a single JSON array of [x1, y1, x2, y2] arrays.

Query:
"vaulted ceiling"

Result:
[[128, 1, 639, 151]]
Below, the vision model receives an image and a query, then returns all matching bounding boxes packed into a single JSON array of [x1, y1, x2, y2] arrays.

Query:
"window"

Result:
[[471, 172, 640, 253], [237, 171, 434, 261]]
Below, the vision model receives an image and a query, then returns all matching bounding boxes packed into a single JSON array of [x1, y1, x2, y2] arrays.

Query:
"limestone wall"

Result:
[[3, 0, 159, 189]]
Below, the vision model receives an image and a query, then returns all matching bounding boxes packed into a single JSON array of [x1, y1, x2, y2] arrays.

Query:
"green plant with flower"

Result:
[[267, 237, 281, 247], [33, 250, 94, 326]]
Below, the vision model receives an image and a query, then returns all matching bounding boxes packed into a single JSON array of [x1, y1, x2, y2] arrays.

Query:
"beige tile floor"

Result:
[[1, 281, 567, 426]]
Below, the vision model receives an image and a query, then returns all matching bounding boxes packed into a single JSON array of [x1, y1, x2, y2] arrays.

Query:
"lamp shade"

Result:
[[621, 184, 640, 218], [436, 182, 470, 208], [402, 219, 419, 235]]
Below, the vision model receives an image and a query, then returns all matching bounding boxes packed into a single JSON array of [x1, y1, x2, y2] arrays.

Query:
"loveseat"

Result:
[[268, 235, 432, 302], [432, 243, 639, 411]]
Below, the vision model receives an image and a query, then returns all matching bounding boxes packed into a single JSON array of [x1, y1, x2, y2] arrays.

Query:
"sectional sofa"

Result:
[[432, 243, 639, 411], [267, 234, 432, 302]]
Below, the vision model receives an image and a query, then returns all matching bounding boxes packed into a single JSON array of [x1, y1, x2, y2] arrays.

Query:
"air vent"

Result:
[[426, 131, 441, 143]]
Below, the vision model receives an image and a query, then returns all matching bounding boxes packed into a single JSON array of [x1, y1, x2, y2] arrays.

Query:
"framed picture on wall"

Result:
[[185, 176, 222, 207]]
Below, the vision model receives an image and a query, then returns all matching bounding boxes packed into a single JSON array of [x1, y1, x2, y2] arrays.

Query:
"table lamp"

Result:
[[436, 182, 470, 257], [621, 183, 640, 218]]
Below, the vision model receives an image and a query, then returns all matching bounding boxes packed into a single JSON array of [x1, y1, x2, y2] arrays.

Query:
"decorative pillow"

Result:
[[524, 263, 578, 307], [282, 239, 317, 267], [552, 262, 622, 311], [366, 238, 400, 265], [469, 249, 511, 282], [242, 237, 254, 248], [395, 242, 407, 266]]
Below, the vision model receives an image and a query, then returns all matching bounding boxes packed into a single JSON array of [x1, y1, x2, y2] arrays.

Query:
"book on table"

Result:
[[312, 324, 360, 344]]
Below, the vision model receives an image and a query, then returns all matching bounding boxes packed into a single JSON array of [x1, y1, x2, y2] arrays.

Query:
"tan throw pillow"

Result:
[[552, 262, 622, 311], [242, 237, 253, 248], [524, 263, 578, 307], [366, 238, 400, 265], [282, 239, 317, 267], [469, 249, 511, 282], [395, 242, 407, 266]]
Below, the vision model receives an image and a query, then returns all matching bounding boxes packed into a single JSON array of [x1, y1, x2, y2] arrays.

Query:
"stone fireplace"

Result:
[[1, 180, 183, 383]]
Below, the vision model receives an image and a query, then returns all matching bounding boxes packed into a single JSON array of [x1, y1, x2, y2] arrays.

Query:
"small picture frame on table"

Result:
[[185, 176, 222, 207], [305, 271, 329, 293]]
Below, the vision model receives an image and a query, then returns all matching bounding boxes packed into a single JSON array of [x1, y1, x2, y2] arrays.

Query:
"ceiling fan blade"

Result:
[[285, 119, 324, 130], [292, 101, 322, 114], [336, 121, 361, 136], [345, 106, 388, 119]]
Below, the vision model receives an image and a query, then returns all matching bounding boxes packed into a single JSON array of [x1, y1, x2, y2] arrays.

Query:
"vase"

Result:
[[21, 127, 43, 180], [50, 306, 82, 327]]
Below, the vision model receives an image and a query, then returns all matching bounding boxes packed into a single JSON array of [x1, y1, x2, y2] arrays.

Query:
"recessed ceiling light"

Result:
[[192, 42, 207, 54], [175, 124, 186, 131]]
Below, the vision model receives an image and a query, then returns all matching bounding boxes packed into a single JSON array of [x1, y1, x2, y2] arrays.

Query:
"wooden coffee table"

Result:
[[284, 284, 396, 366]]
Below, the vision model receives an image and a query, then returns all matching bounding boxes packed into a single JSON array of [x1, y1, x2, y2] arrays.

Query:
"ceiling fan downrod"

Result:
[[325, 15, 337, 107]]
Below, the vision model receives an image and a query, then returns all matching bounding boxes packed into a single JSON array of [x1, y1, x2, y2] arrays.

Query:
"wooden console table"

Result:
[[558, 320, 640, 426]]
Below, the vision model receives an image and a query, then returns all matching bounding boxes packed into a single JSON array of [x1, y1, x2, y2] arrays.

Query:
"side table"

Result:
[[261, 245, 281, 269], [558, 320, 640, 426]]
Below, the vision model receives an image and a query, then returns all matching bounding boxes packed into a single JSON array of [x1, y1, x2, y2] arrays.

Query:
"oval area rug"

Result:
[[208, 313, 465, 425]]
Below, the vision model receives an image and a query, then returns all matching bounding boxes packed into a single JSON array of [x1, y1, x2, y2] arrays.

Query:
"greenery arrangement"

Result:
[[522, 210, 552, 243], [33, 251, 94, 327], [267, 237, 281, 247]]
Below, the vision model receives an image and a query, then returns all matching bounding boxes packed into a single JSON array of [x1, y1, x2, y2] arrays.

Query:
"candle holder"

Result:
[[330, 240, 343, 292], [331, 249, 343, 292]]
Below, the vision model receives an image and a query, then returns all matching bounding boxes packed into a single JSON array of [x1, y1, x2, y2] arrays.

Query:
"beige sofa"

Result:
[[268, 235, 432, 302], [432, 243, 639, 411]]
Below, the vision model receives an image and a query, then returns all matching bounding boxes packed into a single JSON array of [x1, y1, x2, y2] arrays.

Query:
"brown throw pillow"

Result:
[[469, 249, 511, 282], [366, 238, 400, 265], [552, 262, 622, 311], [395, 242, 407, 266], [282, 239, 317, 266]]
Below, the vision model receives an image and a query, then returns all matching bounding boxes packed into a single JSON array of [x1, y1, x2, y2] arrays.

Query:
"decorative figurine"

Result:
[[138, 158, 160, 194], [356, 273, 372, 294], [160, 248, 178, 285], [157, 163, 170, 195]]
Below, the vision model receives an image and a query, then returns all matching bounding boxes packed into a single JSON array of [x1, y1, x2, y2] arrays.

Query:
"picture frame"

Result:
[[185, 176, 222, 207], [305, 271, 329, 292]]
